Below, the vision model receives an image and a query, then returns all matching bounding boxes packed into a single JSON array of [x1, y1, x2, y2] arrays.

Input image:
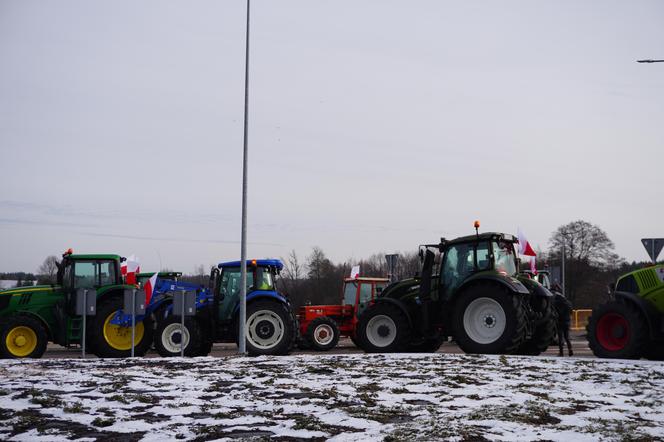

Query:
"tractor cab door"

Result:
[[356, 281, 373, 315], [217, 267, 254, 321], [63, 260, 118, 315], [440, 241, 491, 301]]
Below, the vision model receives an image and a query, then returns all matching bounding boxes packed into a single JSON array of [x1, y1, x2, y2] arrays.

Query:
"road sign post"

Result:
[[173, 290, 196, 357], [641, 238, 664, 264], [124, 288, 146, 357], [76, 288, 97, 358]]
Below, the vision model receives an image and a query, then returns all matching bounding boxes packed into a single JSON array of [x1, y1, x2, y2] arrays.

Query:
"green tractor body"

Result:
[[587, 265, 664, 359], [355, 232, 556, 355], [0, 251, 153, 358]]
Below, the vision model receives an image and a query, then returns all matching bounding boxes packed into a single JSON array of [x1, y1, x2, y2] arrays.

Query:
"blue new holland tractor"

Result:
[[152, 259, 297, 357]]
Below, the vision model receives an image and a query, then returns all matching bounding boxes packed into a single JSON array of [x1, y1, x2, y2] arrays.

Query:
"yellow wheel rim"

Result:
[[6, 326, 38, 357], [103, 311, 145, 351]]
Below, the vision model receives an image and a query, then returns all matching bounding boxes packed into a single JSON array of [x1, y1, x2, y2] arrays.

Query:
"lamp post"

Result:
[[238, 0, 251, 355]]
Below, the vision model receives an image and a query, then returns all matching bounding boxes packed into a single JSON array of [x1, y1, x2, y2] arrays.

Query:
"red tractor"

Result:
[[298, 277, 389, 351]]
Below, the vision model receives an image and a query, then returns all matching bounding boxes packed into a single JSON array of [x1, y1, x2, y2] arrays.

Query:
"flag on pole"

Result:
[[123, 255, 140, 285], [517, 228, 537, 257], [350, 265, 360, 279], [144, 272, 158, 305], [530, 256, 537, 274]]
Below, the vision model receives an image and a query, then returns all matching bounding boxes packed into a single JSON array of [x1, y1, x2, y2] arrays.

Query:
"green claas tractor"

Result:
[[0, 250, 153, 359], [587, 264, 664, 359], [355, 230, 556, 355]]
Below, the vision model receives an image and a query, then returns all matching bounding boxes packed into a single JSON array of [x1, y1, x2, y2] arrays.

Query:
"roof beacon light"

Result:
[[473, 220, 480, 236], [251, 259, 257, 266]]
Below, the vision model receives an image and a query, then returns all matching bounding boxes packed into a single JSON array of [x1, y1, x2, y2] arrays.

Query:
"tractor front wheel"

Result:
[[305, 317, 340, 351], [453, 283, 527, 354], [587, 301, 646, 359], [356, 303, 411, 353], [154, 315, 202, 357], [0, 316, 48, 359], [243, 300, 295, 356], [90, 297, 154, 358]]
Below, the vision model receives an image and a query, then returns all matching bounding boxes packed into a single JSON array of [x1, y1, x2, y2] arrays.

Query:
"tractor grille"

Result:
[[636, 269, 659, 291]]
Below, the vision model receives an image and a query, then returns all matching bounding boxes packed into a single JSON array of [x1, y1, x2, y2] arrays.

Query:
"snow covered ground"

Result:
[[0, 353, 663, 441]]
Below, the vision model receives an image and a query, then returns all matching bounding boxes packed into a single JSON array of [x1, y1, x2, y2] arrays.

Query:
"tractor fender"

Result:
[[614, 291, 664, 340], [458, 274, 530, 296], [13, 310, 52, 342], [372, 297, 414, 330], [519, 278, 554, 298], [233, 290, 291, 314]]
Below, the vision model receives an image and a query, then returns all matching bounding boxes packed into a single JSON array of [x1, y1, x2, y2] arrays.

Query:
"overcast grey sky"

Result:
[[1, 1, 663, 273]]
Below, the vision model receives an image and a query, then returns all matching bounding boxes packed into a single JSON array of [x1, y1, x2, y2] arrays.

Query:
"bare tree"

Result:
[[37, 255, 59, 285], [549, 220, 622, 268]]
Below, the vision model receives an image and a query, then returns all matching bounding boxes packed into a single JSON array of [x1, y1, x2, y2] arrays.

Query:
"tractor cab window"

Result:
[[493, 241, 517, 276], [62, 263, 73, 290], [255, 267, 275, 291], [219, 268, 254, 299], [359, 283, 373, 303], [73, 261, 117, 288], [440, 241, 491, 298], [343, 282, 358, 305], [537, 273, 551, 289]]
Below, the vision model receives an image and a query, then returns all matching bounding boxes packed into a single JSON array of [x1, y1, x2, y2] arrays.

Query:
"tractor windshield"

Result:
[[493, 241, 517, 276]]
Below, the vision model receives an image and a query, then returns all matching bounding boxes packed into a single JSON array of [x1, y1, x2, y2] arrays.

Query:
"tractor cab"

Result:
[[342, 277, 389, 317], [57, 250, 123, 314], [421, 232, 520, 302]]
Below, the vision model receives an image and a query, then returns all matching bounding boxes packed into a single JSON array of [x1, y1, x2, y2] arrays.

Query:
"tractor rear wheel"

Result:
[[453, 283, 527, 354], [644, 343, 664, 361], [154, 315, 203, 357], [305, 317, 340, 351], [0, 316, 48, 359], [587, 301, 647, 359], [90, 297, 154, 358], [356, 303, 411, 353], [244, 300, 295, 356], [515, 297, 556, 356]]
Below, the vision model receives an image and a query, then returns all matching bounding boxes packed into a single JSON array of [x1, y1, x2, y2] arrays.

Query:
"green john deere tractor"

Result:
[[587, 264, 664, 359], [355, 231, 556, 355], [0, 250, 153, 359]]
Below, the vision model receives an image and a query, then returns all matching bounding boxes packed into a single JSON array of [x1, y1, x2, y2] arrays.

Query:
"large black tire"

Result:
[[305, 317, 340, 351], [515, 297, 556, 356], [154, 315, 203, 357], [89, 297, 154, 358], [0, 316, 48, 359], [587, 301, 647, 359], [644, 342, 664, 361], [244, 300, 295, 356], [453, 283, 527, 355], [356, 303, 411, 353]]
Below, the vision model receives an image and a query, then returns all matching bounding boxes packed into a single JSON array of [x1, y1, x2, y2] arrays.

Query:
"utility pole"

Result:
[[238, 0, 251, 355]]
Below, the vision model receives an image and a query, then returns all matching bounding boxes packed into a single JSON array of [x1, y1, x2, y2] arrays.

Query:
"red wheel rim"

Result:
[[596, 312, 630, 351]]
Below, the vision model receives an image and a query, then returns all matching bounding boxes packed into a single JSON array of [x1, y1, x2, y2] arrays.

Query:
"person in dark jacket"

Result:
[[552, 288, 573, 356]]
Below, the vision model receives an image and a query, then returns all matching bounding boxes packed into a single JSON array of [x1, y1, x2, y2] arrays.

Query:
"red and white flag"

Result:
[[530, 256, 537, 274], [122, 255, 140, 285], [517, 228, 537, 257], [144, 272, 158, 305]]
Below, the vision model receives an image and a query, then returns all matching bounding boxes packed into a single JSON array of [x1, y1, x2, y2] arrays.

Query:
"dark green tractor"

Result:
[[355, 231, 556, 355]]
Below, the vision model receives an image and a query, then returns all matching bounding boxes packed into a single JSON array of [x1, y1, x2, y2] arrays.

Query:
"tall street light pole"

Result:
[[238, 0, 251, 355]]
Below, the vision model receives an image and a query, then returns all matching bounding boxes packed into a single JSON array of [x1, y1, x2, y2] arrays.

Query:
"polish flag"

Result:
[[122, 255, 140, 285], [517, 228, 537, 257], [144, 272, 158, 305]]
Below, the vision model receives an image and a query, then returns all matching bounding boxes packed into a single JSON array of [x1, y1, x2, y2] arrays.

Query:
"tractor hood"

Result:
[[379, 278, 421, 301], [0, 285, 59, 296]]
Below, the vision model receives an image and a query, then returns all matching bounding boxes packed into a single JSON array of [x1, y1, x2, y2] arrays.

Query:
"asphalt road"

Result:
[[41, 331, 592, 359]]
